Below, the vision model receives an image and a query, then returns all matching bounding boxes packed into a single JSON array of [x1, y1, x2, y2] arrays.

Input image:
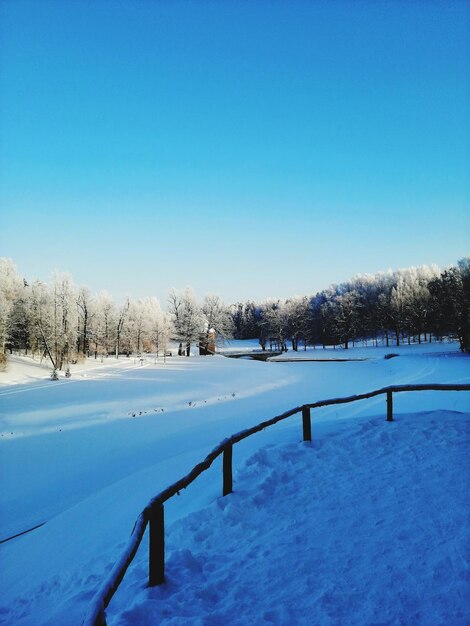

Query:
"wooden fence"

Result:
[[82, 383, 470, 626]]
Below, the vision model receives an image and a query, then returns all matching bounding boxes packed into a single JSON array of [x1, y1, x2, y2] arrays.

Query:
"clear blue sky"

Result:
[[1, 0, 469, 304]]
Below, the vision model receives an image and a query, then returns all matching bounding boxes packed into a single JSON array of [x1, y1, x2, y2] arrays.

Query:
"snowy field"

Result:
[[0, 341, 469, 625]]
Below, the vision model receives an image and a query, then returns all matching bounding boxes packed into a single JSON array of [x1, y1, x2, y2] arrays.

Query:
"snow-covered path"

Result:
[[0, 343, 468, 625]]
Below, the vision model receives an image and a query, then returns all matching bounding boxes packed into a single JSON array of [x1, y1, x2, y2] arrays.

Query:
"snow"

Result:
[[0, 342, 469, 625], [112, 412, 470, 626]]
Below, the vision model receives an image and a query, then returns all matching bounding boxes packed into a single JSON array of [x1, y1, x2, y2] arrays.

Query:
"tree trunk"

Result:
[[83, 313, 88, 355], [105, 320, 109, 356]]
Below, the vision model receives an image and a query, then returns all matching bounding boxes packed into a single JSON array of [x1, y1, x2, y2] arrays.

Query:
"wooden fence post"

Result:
[[95, 608, 107, 626], [302, 406, 312, 441], [223, 442, 233, 496], [386, 391, 393, 422], [149, 502, 165, 586]]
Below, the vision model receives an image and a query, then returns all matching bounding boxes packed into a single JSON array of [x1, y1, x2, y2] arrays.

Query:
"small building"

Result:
[[199, 329, 216, 355]]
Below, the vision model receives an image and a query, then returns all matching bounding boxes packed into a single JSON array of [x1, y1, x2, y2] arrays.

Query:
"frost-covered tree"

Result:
[[231, 303, 245, 339], [262, 301, 289, 352], [307, 292, 326, 347], [51, 272, 78, 370], [0, 258, 23, 359], [115, 298, 130, 358], [8, 287, 31, 354], [231, 302, 259, 339], [402, 266, 439, 343], [148, 298, 171, 359], [26, 273, 78, 370], [168, 288, 202, 356], [347, 274, 383, 346], [124, 300, 148, 355], [332, 290, 361, 349], [389, 274, 409, 346], [285, 297, 311, 351], [428, 257, 470, 352], [92, 291, 115, 359], [29, 280, 55, 366], [201, 294, 233, 354], [76, 286, 95, 357]]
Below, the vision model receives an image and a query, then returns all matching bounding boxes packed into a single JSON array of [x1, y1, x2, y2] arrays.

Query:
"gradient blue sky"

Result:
[[1, 0, 469, 304]]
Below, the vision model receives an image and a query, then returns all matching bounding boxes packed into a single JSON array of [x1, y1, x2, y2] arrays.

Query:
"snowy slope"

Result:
[[0, 343, 469, 625], [110, 411, 470, 626]]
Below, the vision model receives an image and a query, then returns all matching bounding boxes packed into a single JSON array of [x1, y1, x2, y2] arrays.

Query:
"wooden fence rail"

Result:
[[82, 383, 470, 626]]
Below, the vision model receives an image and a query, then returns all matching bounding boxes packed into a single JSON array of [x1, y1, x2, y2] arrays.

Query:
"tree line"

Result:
[[0, 261, 234, 371], [0, 256, 469, 371], [231, 258, 470, 353]]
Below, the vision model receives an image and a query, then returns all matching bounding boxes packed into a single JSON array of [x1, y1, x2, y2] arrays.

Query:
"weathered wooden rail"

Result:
[[82, 383, 470, 626]]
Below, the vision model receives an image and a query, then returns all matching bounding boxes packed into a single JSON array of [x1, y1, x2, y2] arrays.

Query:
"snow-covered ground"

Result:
[[112, 411, 470, 626], [0, 342, 469, 625]]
